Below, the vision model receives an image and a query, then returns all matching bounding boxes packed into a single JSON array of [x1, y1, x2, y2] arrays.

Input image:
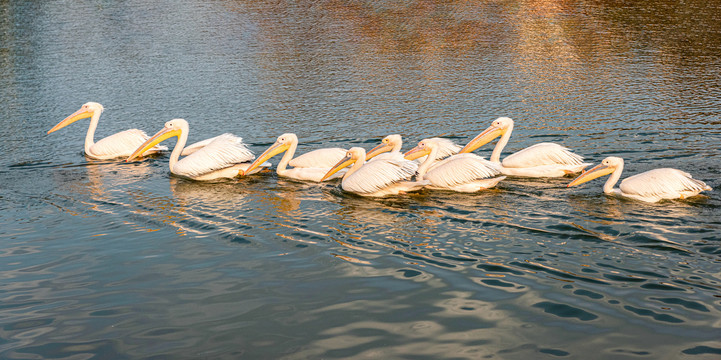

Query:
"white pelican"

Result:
[[240, 133, 347, 182], [126, 119, 266, 181], [405, 138, 505, 192], [459, 117, 589, 177], [48, 102, 167, 160], [321, 147, 428, 197], [567, 157, 712, 203], [366, 134, 461, 163]]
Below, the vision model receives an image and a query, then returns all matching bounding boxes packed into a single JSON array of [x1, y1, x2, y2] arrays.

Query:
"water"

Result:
[[1, 0, 720, 358]]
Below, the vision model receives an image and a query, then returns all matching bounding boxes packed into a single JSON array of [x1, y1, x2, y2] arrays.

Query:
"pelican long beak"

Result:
[[404, 145, 430, 161], [567, 163, 614, 187], [47, 107, 94, 134], [240, 141, 289, 176], [459, 125, 503, 154], [320, 154, 355, 182], [365, 143, 392, 161], [126, 126, 181, 162]]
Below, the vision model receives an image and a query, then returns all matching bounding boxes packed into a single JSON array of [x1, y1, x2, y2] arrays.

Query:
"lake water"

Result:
[[1, 0, 720, 359]]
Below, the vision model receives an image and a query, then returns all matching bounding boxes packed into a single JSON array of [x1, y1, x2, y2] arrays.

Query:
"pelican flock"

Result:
[[48, 105, 712, 202], [48, 102, 167, 159]]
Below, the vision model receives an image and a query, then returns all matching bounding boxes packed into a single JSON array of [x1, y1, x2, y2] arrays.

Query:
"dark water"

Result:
[[2, 1, 721, 359]]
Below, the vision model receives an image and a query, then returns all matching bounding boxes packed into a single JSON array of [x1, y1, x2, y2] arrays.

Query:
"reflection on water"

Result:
[[1, 0, 721, 358]]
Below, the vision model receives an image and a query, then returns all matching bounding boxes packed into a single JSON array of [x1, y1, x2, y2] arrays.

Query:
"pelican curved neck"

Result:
[[343, 157, 365, 181], [491, 122, 513, 163], [416, 146, 439, 180], [276, 139, 298, 174], [392, 140, 402, 153], [604, 162, 624, 194], [84, 111, 101, 155], [169, 126, 189, 172]]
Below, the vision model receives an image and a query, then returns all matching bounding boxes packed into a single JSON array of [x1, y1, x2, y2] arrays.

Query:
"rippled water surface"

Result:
[[2, 0, 721, 359]]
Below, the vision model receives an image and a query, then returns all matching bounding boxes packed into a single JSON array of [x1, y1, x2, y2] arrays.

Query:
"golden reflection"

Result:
[[52, 161, 154, 218], [167, 178, 257, 237], [328, 197, 453, 265], [292, 288, 528, 359], [249, 178, 303, 216], [566, 194, 625, 221], [331, 253, 372, 265]]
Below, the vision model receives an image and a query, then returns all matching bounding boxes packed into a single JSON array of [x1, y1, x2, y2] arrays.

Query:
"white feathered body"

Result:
[[422, 153, 505, 192], [500, 142, 590, 177], [181, 135, 224, 156], [172, 134, 257, 181], [288, 148, 347, 168], [342, 153, 426, 197], [282, 147, 348, 182], [280, 166, 345, 182], [88, 129, 167, 159], [616, 168, 712, 203]]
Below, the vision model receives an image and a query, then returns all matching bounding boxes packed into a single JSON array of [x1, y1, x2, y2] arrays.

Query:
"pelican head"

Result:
[[126, 118, 187, 162], [241, 133, 297, 175], [459, 117, 513, 154], [404, 139, 435, 160], [48, 102, 105, 134], [321, 147, 365, 181], [366, 134, 402, 161], [567, 156, 622, 187]]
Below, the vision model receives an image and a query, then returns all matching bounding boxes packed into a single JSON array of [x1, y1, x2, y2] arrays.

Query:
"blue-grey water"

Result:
[[1, 1, 721, 359]]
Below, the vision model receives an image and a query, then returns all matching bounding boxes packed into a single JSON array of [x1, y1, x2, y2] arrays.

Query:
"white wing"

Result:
[[343, 155, 418, 195], [181, 135, 223, 156], [428, 137, 461, 160], [281, 167, 345, 182], [90, 129, 167, 158], [174, 134, 255, 178], [412, 138, 461, 163], [620, 168, 712, 199], [289, 147, 347, 168], [369, 151, 402, 162], [424, 154, 501, 187], [502, 142, 584, 168]]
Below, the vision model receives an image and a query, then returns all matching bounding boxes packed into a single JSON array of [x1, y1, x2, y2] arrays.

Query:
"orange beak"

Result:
[[47, 107, 94, 134], [459, 125, 503, 154]]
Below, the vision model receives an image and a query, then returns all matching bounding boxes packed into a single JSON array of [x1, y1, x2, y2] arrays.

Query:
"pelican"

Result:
[[567, 157, 712, 203], [126, 119, 266, 181], [405, 138, 505, 192], [321, 147, 428, 197], [47, 102, 167, 159], [459, 117, 589, 177], [240, 133, 347, 182]]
